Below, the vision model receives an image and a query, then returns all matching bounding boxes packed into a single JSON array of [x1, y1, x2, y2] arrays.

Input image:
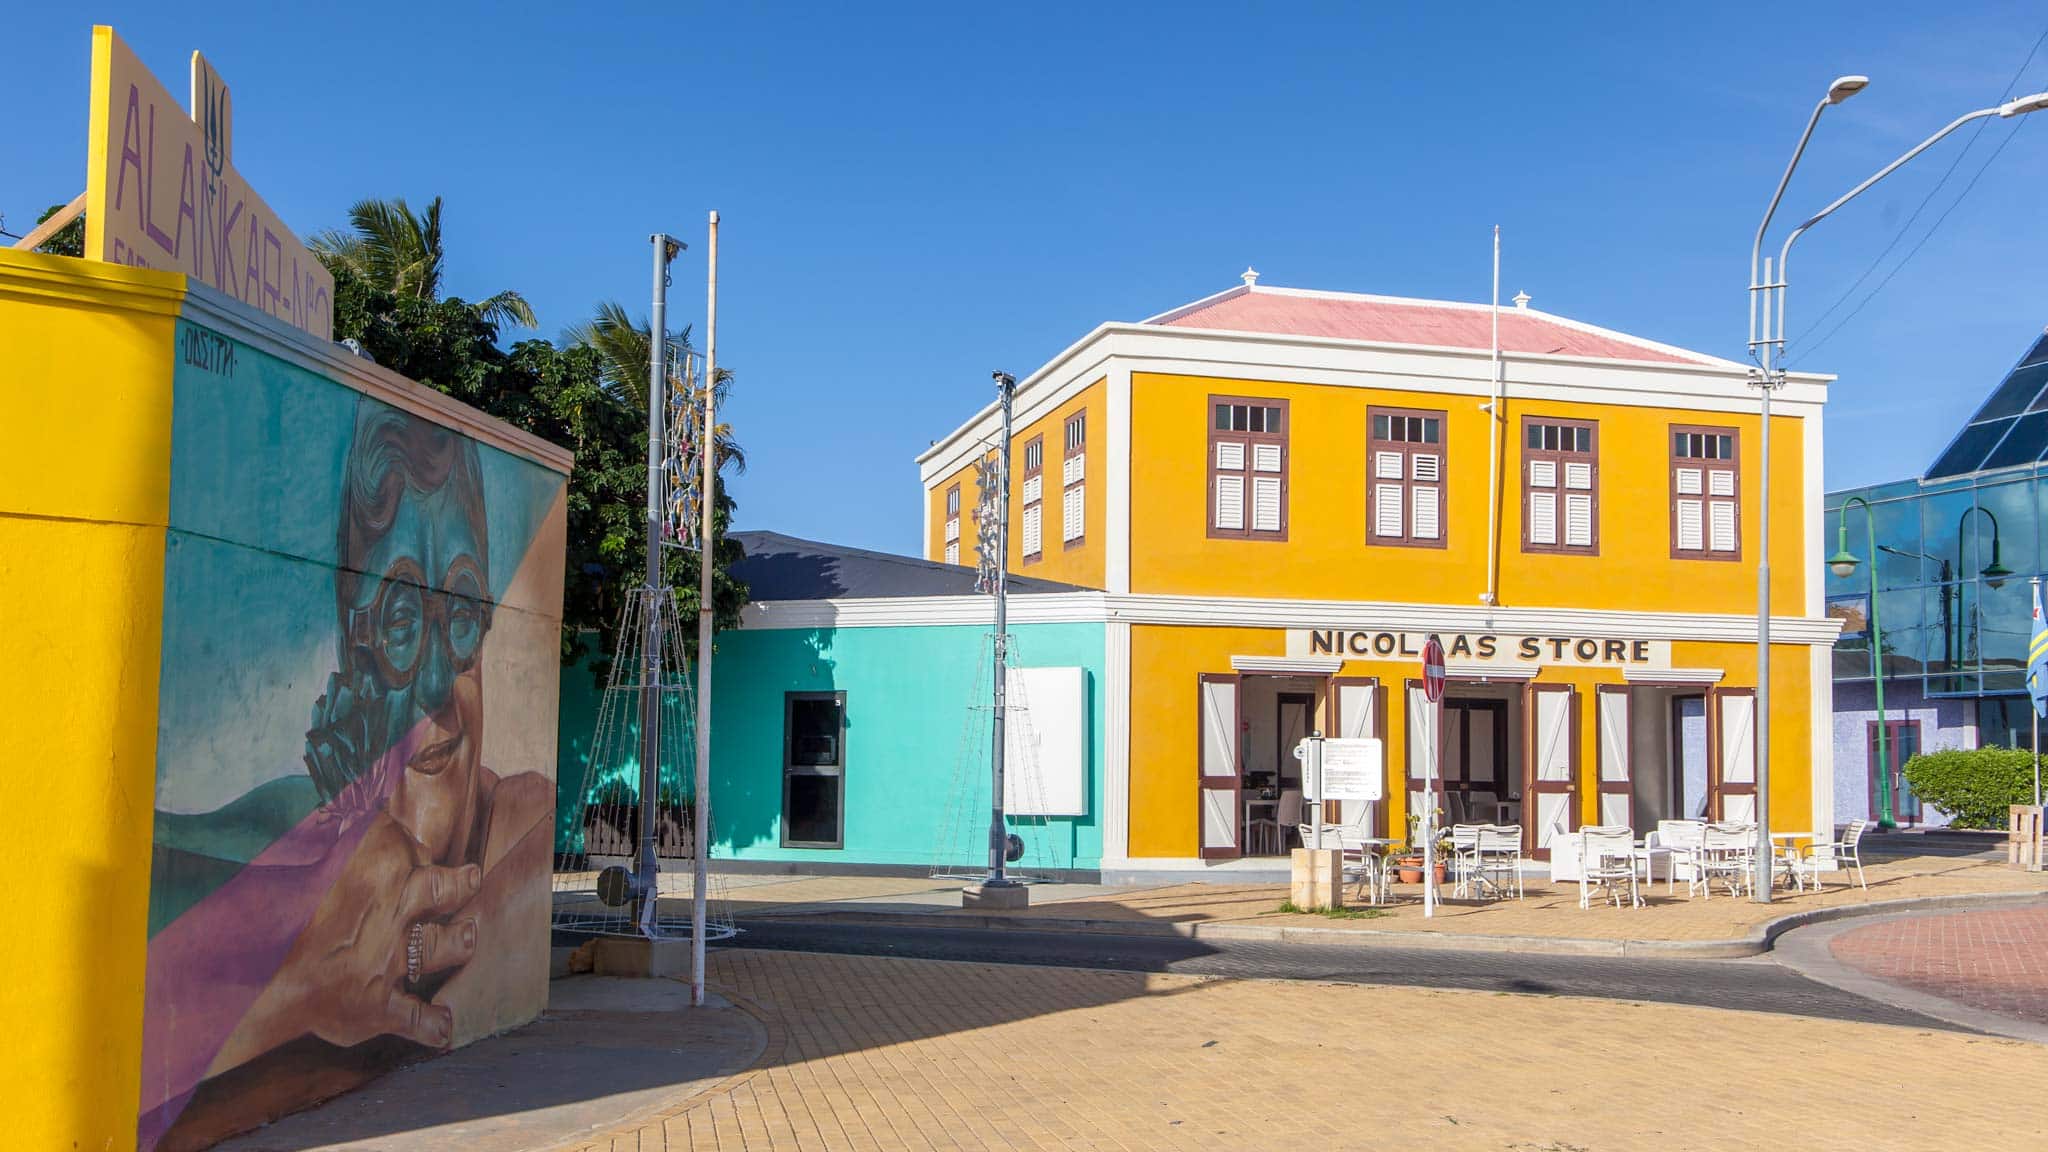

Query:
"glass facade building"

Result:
[[1826, 329, 2048, 824]]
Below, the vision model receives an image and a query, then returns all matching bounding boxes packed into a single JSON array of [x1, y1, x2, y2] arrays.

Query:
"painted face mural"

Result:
[[139, 393, 560, 1152]]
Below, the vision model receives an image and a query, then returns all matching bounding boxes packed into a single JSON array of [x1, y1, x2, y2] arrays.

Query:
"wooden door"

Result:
[[1331, 676, 1381, 834], [1197, 673, 1242, 859], [1595, 685, 1632, 829], [1710, 687, 1757, 822], [1525, 683, 1578, 859]]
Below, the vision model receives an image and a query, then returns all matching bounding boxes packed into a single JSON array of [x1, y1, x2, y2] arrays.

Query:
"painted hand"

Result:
[[216, 814, 481, 1069]]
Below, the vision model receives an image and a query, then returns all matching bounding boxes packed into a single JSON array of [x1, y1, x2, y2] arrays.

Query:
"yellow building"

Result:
[[919, 273, 1837, 878]]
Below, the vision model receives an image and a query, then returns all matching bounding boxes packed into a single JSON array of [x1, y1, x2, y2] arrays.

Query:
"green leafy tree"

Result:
[[14, 202, 85, 256], [312, 195, 536, 331]]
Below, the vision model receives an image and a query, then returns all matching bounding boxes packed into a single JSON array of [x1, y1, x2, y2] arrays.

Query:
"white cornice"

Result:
[[1626, 667, 1726, 684], [1231, 656, 1345, 675], [916, 324, 1830, 484], [180, 281, 575, 476], [740, 590, 1844, 646]]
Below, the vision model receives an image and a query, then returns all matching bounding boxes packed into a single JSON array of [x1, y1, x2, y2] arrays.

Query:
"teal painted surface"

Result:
[[708, 622, 1106, 869]]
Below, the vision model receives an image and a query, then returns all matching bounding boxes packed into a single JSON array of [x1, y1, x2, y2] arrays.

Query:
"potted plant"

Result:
[[1393, 808, 1448, 884]]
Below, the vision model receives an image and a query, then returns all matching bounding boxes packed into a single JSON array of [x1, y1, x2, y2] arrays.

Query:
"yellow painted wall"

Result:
[[926, 379, 1105, 589], [1129, 372, 1808, 615], [1128, 622, 1813, 859], [0, 250, 181, 1152]]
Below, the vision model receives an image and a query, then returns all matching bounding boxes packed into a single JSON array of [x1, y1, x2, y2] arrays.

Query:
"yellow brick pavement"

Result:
[[555, 948, 2048, 1152]]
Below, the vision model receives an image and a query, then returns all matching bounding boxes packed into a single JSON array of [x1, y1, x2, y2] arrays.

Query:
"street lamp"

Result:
[[1746, 75, 1868, 903], [1748, 83, 2048, 900], [1827, 496, 1893, 829]]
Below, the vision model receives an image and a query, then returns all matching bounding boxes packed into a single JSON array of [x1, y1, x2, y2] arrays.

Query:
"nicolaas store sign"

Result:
[[1285, 629, 1671, 669]]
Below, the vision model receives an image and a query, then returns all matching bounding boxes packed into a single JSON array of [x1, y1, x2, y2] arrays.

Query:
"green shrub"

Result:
[[1899, 746, 2043, 828]]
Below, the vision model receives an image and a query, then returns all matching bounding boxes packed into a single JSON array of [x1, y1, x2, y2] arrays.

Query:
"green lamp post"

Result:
[[1828, 496, 1894, 829]]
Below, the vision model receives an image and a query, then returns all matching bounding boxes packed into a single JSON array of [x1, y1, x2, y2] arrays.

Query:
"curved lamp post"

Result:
[[1749, 83, 2048, 900]]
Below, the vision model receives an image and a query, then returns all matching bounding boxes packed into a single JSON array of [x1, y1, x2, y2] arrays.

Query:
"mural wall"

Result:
[[138, 320, 567, 1151]]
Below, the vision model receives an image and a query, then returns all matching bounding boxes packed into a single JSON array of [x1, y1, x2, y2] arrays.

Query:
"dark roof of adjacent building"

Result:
[[729, 531, 1086, 601], [1925, 329, 2048, 478]]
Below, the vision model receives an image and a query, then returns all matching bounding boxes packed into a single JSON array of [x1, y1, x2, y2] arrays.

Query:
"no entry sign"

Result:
[[1422, 634, 1446, 702]]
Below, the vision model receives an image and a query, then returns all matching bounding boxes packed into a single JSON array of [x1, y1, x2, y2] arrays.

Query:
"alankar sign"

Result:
[[1285, 629, 1671, 670], [85, 26, 334, 342]]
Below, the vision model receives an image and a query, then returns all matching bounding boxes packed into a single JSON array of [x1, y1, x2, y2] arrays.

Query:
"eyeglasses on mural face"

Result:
[[348, 557, 494, 688]]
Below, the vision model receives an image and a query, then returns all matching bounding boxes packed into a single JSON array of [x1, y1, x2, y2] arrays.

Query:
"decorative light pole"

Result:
[[1749, 80, 2048, 899]]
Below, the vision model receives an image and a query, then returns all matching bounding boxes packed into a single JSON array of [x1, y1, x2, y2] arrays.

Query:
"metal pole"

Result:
[[636, 233, 675, 934], [986, 372, 1018, 887], [1423, 697, 1438, 918], [1753, 256, 1775, 903], [2035, 576, 2043, 810], [1859, 500, 1891, 831], [1309, 732, 1325, 850], [691, 212, 719, 1006]]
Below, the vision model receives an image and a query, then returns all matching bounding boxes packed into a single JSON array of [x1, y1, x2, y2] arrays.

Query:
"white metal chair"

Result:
[[1697, 822, 1755, 899], [1578, 826, 1641, 908], [1789, 818, 1868, 892], [1448, 824, 1485, 897], [1645, 819, 1706, 896], [1247, 789, 1303, 856], [1297, 821, 1392, 905], [1477, 823, 1524, 900]]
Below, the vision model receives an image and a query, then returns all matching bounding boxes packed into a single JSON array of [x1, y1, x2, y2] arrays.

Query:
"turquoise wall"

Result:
[[708, 622, 1106, 869]]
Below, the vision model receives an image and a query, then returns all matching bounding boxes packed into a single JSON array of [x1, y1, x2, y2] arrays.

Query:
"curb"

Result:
[[740, 889, 2048, 959]]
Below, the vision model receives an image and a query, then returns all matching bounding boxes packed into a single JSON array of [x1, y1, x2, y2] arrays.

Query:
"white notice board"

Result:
[[1004, 666, 1088, 816], [1308, 738, 1384, 802]]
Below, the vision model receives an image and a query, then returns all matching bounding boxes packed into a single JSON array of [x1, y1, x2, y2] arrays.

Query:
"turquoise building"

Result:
[[561, 533, 1112, 875]]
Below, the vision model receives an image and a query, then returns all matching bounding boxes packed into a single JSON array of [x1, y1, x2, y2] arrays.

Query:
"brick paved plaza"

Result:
[[558, 947, 2047, 1152], [1831, 905, 2048, 1026]]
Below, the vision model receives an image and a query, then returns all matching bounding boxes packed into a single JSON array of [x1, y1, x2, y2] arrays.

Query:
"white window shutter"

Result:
[[1064, 454, 1085, 485], [1564, 461, 1592, 490], [1373, 484, 1404, 537], [1253, 443, 1282, 473], [1251, 477, 1281, 532], [1411, 485, 1441, 540], [1564, 493, 1593, 548], [1529, 492, 1557, 545], [1022, 503, 1042, 556], [1676, 499, 1704, 551], [1709, 500, 1737, 552], [945, 516, 961, 543], [1021, 476, 1041, 503], [1062, 484, 1084, 542], [1216, 441, 1245, 470], [1708, 468, 1735, 497], [1675, 467, 1703, 496], [944, 541, 960, 565], [1375, 450, 1404, 480], [1719, 695, 1756, 783], [1215, 475, 1245, 530], [1411, 453, 1441, 482], [1529, 459, 1557, 488]]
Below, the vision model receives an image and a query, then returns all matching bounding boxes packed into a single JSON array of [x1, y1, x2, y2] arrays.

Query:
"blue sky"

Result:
[[10, 3, 2048, 555]]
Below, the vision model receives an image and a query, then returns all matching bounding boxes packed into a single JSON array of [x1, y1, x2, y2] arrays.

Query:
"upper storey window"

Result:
[[1369, 407, 1445, 548], [1210, 398, 1287, 538], [1672, 425, 1740, 559], [1523, 418, 1598, 554], [1062, 413, 1086, 545]]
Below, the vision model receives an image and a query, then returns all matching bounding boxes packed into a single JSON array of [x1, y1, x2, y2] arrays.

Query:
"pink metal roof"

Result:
[[1148, 288, 1712, 366]]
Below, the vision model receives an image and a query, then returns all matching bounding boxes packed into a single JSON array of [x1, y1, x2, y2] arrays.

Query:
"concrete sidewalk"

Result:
[[711, 854, 2048, 957]]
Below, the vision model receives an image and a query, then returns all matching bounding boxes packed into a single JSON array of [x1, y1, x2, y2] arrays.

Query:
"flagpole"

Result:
[[2034, 576, 2042, 809]]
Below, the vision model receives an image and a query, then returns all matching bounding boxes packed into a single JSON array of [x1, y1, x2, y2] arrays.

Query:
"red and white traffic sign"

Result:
[[1422, 634, 1446, 702]]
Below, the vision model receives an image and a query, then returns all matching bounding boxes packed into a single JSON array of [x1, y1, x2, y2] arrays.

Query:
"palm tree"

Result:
[[564, 301, 746, 474], [311, 195, 536, 330]]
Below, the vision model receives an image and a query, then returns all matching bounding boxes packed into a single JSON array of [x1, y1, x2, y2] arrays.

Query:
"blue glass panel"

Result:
[[1977, 361, 2048, 421], [1981, 411, 2048, 470], [1928, 418, 2016, 478]]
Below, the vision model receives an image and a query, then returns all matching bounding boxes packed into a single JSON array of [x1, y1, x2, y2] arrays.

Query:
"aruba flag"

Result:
[[2030, 578, 2048, 719]]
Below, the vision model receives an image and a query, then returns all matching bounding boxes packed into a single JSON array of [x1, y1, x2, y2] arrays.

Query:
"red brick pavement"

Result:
[[1831, 906, 2048, 1025]]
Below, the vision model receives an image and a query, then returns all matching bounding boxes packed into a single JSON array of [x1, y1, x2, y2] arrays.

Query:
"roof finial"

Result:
[[1241, 266, 1260, 289], [1512, 290, 1531, 310]]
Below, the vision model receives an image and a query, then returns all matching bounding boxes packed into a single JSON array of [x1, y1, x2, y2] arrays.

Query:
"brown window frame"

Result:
[[1020, 435, 1045, 562], [1670, 424, 1741, 562], [942, 483, 963, 565], [1367, 405, 1448, 549], [1061, 412, 1086, 549], [1207, 396, 1289, 540], [1521, 416, 1599, 555]]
